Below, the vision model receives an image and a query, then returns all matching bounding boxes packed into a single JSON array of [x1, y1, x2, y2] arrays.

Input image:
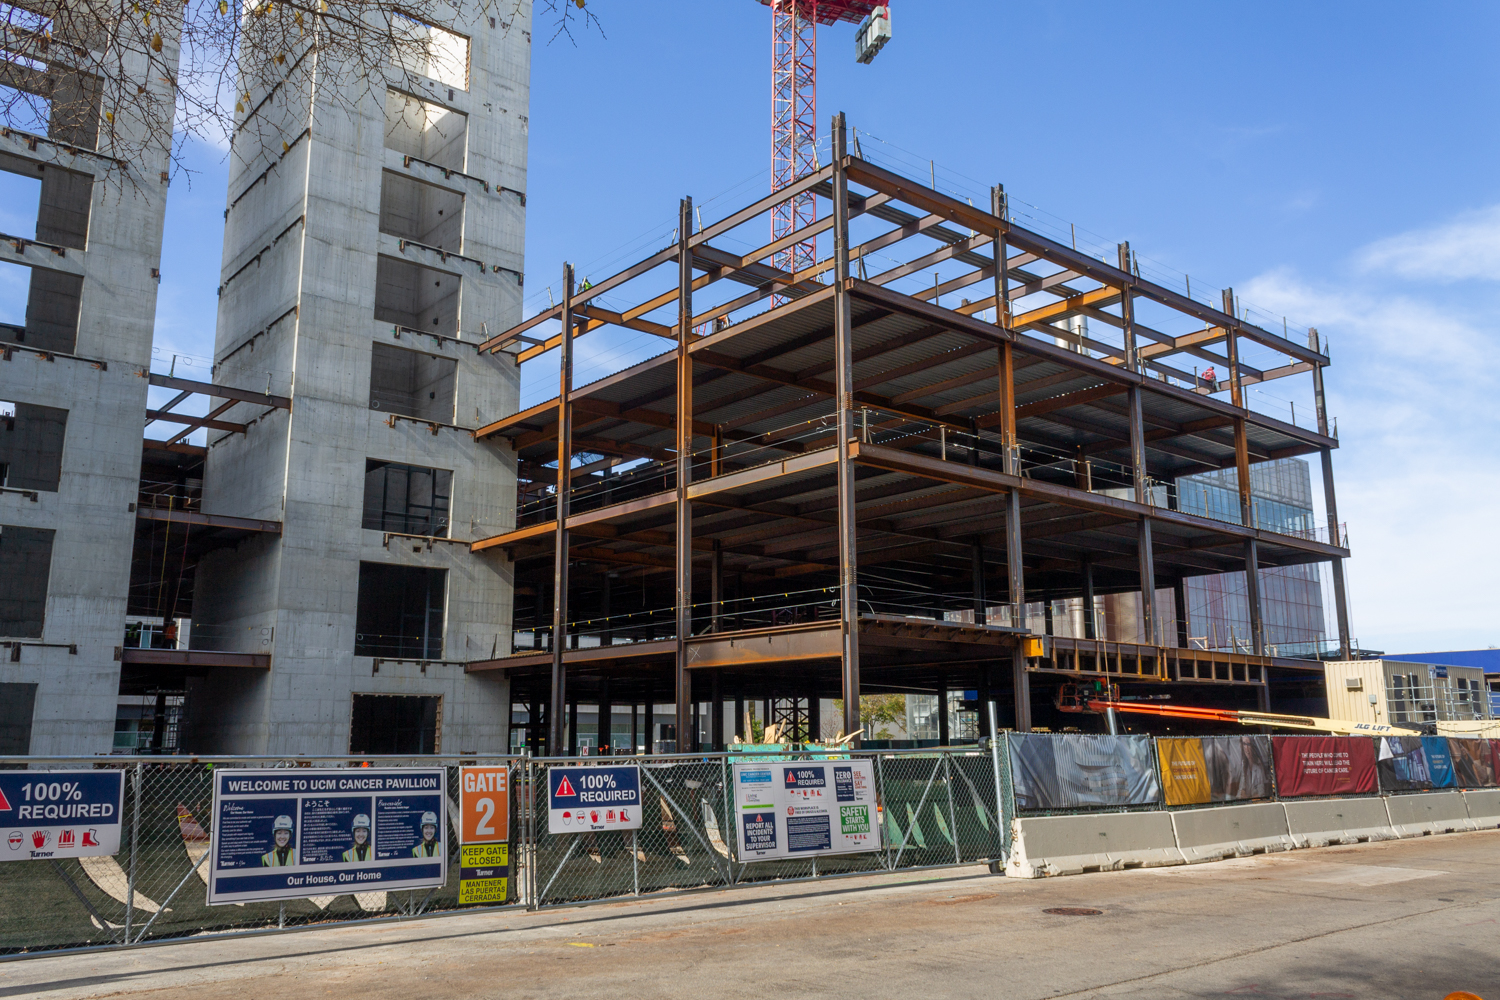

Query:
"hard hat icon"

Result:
[[420, 811, 438, 827], [352, 814, 371, 829], [273, 815, 294, 831]]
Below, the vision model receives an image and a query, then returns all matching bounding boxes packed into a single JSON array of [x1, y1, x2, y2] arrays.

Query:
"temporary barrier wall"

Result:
[[1169, 802, 1294, 862], [1158, 737, 1273, 807], [1383, 791, 1472, 838], [1008, 735, 1160, 811], [1272, 737, 1378, 797], [1450, 740, 1498, 788]]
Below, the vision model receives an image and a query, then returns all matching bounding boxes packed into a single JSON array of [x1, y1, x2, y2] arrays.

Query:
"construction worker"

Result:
[[261, 815, 295, 867], [411, 811, 441, 857], [342, 814, 373, 862]]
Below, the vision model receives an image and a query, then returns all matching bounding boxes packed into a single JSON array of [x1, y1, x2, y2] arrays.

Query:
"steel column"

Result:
[[1117, 242, 1137, 372], [1245, 538, 1265, 656], [1006, 487, 1030, 732], [1138, 518, 1158, 647], [1174, 577, 1190, 649], [991, 185, 1018, 476], [832, 113, 861, 742], [1224, 288, 1255, 529], [548, 263, 575, 753], [971, 539, 986, 625], [1128, 384, 1157, 646], [1310, 327, 1352, 658], [1080, 556, 1096, 640], [675, 198, 694, 748]]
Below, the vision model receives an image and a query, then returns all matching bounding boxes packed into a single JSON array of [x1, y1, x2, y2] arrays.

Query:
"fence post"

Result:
[[876, 753, 891, 871], [124, 760, 141, 946], [987, 704, 1007, 864], [943, 754, 961, 865]]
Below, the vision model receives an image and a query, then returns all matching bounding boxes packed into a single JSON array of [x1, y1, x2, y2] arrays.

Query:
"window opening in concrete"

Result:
[[114, 691, 184, 752], [374, 256, 460, 340], [384, 89, 466, 172], [363, 459, 451, 536], [0, 152, 92, 249], [380, 171, 463, 251], [368, 341, 457, 421], [0, 168, 42, 239], [0, 682, 37, 753], [354, 563, 446, 659], [0, 524, 54, 637], [349, 693, 441, 754], [389, 14, 469, 91], [0, 16, 104, 151], [0, 260, 84, 353], [0, 400, 66, 491]]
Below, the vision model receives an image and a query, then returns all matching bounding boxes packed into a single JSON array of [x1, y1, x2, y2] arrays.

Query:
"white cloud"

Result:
[[1238, 261, 1500, 654], [1356, 203, 1500, 283]]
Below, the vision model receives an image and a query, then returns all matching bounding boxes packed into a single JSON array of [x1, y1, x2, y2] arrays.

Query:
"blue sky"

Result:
[[16, 0, 1498, 654]]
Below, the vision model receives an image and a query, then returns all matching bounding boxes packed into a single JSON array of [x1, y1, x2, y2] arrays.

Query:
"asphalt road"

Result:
[[4, 832, 1497, 1000]]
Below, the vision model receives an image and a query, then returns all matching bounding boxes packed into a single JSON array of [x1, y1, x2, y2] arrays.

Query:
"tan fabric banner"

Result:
[[1158, 738, 1212, 806]]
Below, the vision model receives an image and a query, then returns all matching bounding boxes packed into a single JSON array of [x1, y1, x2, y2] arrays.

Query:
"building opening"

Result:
[[363, 459, 451, 536], [0, 400, 67, 491], [0, 524, 55, 637], [349, 693, 441, 754], [368, 340, 457, 421], [354, 563, 446, 659]]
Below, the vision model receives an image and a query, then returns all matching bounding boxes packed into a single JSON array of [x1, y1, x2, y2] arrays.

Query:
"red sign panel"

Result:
[[1273, 737, 1377, 797]]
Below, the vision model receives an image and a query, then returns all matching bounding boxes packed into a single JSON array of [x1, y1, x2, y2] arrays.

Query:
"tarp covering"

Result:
[[1272, 736, 1377, 797], [1450, 739, 1497, 788], [1376, 736, 1456, 791], [1009, 734, 1161, 811], [1158, 737, 1273, 806]]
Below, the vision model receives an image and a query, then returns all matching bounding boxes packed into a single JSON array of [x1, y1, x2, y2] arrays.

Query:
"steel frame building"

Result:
[[468, 114, 1352, 752]]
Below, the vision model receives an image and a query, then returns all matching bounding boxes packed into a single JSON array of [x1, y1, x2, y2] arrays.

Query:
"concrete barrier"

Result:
[[1007, 811, 1184, 878], [1282, 797, 1398, 848], [1462, 789, 1500, 830], [1170, 802, 1294, 863], [1384, 790, 1473, 838]]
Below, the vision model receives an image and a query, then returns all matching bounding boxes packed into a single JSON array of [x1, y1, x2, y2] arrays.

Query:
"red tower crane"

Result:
[[758, 2, 891, 278]]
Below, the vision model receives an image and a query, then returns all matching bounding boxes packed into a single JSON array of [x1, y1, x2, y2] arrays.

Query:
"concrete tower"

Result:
[[0, 16, 180, 753], [187, 3, 529, 753]]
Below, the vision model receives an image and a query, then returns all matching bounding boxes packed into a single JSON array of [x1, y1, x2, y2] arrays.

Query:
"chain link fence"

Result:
[[0, 747, 1011, 958]]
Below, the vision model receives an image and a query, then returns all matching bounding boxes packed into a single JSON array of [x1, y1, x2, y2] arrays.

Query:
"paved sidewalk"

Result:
[[4, 832, 1498, 1000]]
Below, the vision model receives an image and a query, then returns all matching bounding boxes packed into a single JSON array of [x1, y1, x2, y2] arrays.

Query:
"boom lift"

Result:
[[1053, 683, 1424, 737]]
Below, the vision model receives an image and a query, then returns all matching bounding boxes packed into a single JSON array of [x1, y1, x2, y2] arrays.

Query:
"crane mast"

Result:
[[761, 2, 890, 282]]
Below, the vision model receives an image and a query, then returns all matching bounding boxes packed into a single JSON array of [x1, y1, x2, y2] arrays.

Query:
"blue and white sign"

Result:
[[0, 771, 124, 862], [731, 760, 878, 862], [207, 768, 446, 905], [547, 765, 642, 834]]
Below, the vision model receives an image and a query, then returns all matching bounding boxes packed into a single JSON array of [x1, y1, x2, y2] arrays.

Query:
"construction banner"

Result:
[[1203, 735, 1274, 802], [1376, 736, 1456, 791], [1009, 735, 1161, 811], [1157, 739, 1211, 806], [1450, 739, 1498, 788], [1272, 737, 1377, 797], [1159, 736, 1274, 806]]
